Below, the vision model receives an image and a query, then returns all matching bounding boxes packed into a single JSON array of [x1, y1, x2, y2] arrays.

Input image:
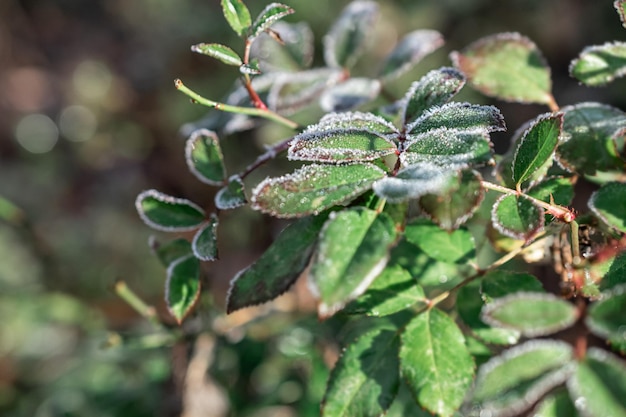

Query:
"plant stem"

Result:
[[174, 79, 300, 130], [570, 220, 581, 266], [239, 137, 293, 179], [547, 94, 560, 112], [114, 281, 163, 329]]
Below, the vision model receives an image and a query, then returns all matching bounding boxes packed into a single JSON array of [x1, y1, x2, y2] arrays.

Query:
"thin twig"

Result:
[[239, 137, 293, 180], [114, 280, 163, 329]]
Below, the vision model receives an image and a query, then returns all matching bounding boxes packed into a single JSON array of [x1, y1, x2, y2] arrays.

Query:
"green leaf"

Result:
[[288, 127, 396, 164], [532, 391, 579, 417], [568, 348, 626, 417], [616, 0, 626, 28], [268, 68, 344, 114], [251, 21, 314, 71], [556, 102, 626, 176], [467, 340, 574, 416], [481, 270, 545, 301], [405, 219, 475, 264], [602, 252, 626, 290], [481, 292, 578, 337], [451, 32, 553, 105], [220, 0, 252, 37], [239, 61, 261, 75], [408, 103, 505, 136], [185, 129, 226, 186], [226, 215, 325, 313], [215, 176, 247, 210], [136, 190, 205, 232], [251, 163, 386, 218], [309, 208, 397, 318], [311, 111, 399, 137], [526, 177, 575, 208], [401, 67, 466, 127], [323, 1, 378, 69], [373, 163, 455, 203], [249, 3, 294, 40], [589, 182, 626, 233], [322, 324, 401, 417], [151, 237, 193, 268], [344, 265, 426, 317], [190, 43, 243, 66], [570, 42, 626, 86], [166, 255, 201, 324], [512, 113, 563, 190], [400, 309, 475, 417], [319, 78, 381, 112], [587, 285, 626, 353], [191, 214, 219, 261], [491, 194, 544, 241], [379, 30, 444, 82]]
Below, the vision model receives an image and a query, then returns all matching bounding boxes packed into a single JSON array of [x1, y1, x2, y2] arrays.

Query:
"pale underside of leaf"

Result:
[[379, 29, 444, 82], [373, 163, 455, 203]]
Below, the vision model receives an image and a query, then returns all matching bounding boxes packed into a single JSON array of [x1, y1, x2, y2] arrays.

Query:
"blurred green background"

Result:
[[1, 0, 624, 416]]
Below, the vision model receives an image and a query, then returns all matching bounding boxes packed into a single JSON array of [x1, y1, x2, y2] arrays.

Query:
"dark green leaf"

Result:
[[344, 265, 426, 317], [190, 43, 243, 66], [402, 67, 466, 127], [532, 391, 579, 417], [379, 30, 444, 82], [215, 176, 247, 210], [221, 0, 252, 37], [602, 252, 626, 290], [311, 111, 399, 137], [512, 113, 563, 189], [226, 215, 325, 313], [249, 3, 294, 40], [309, 208, 397, 318], [192, 214, 219, 261], [373, 163, 455, 203], [556, 102, 626, 176], [526, 177, 575, 208], [185, 129, 226, 186], [481, 292, 578, 337], [323, 1, 378, 69], [616, 0, 626, 28], [467, 340, 574, 416], [400, 309, 475, 417], [151, 237, 193, 268], [492, 194, 544, 241], [407, 103, 505, 136], [568, 348, 626, 417], [587, 285, 626, 353], [322, 325, 401, 417], [136, 190, 205, 231], [405, 219, 475, 264], [166, 255, 201, 324], [481, 270, 545, 301], [451, 32, 553, 105], [419, 169, 485, 230], [319, 78, 381, 112], [288, 128, 396, 164], [570, 42, 626, 86], [589, 182, 626, 233], [251, 163, 386, 218]]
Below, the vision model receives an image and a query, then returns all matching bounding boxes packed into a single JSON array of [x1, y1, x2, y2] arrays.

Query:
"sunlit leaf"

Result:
[[252, 163, 386, 218], [491, 194, 544, 241], [185, 129, 226, 186], [570, 42, 626, 86], [309, 208, 397, 318], [407, 102, 505, 136], [379, 30, 444, 82], [587, 284, 626, 353], [405, 219, 475, 264], [215, 176, 247, 210], [373, 163, 455, 203], [249, 3, 294, 40], [532, 391, 579, 417], [221, 0, 252, 37], [166, 255, 201, 324], [320, 78, 381, 112], [309, 111, 399, 139], [226, 215, 326, 313], [589, 182, 626, 233], [451, 32, 553, 105], [136, 190, 205, 232], [191, 43, 243, 66], [400, 309, 475, 417], [191, 214, 219, 261]]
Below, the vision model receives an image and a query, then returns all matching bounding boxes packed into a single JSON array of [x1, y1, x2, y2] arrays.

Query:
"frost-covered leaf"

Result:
[[226, 215, 325, 313], [252, 163, 386, 218], [617, 0, 626, 28], [136, 190, 205, 232], [451, 32, 553, 105], [185, 129, 226, 186], [344, 265, 426, 317], [587, 284, 626, 352], [221, 0, 251, 37], [373, 163, 455, 203], [481, 292, 578, 337], [308, 111, 399, 138], [379, 30, 444, 82], [250, 22, 314, 71], [192, 214, 219, 261], [309, 208, 397, 318], [268, 68, 344, 114], [400, 309, 475, 417], [407, 103, 505, 136], [249, 3, 294, 40], [191, 43, 243, 66], [570, 42, 626, 86], [466, 340, 574, 416], [288, 128, 397, 164], [322, 323, 401, 417], [215, 176, 247, 210], [166, 255, 201, 324], [239, 61, 261, 75], [404, 219, 475, 264], [526, 177, 574, 208], [556, 102, 626, 176], [324, 1, 378, 69], [568, 348, 626, 417], [402, 67, 466, 127], [512, 113, 563, 190], [589, 182, 626, 233], [419, 169, 484, 230], [532, 391, 579, 417], [491, 194, 544, 241], [151, 237, 193, 268], [320, 78, 381, 112]]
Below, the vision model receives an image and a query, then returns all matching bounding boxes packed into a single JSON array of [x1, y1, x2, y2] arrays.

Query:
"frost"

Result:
[[373, 163, 454, 202], [407, 102, 506, 135], [379, 30, 444, 81], [319, 77, 381, 112], [305, 111, 399, 138]]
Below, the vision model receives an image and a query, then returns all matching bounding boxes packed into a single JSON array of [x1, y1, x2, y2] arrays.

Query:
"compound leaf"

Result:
[[221, 0, 252, 37], [589, 182, 626, 233], [166, 255, 201, 324], [191, 214, 219, 261], [185, 129, 226, 186], [379, 30, 444, 82], [570, 42, 626, 86], [136, 190, 205, 232], [191, 43, 243, 66]]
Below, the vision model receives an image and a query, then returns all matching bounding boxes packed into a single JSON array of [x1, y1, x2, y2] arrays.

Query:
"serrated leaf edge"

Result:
[[569, 41, 626, 87]]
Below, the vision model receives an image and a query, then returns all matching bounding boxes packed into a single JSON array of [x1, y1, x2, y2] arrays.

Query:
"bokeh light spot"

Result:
[[15, 114, 59, 154], [72, 60, 113, 101], [59, 105, 97, 142]]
